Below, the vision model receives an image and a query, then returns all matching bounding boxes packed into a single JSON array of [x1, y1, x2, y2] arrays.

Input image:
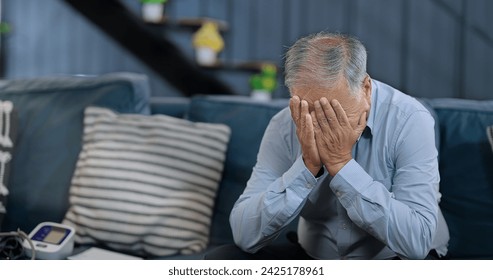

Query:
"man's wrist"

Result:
[[302, 156, 322, 177], [307, 164, 322, 177], [327, 158, 352, 176]]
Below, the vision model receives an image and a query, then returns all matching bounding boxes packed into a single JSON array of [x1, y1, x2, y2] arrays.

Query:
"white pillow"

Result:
[[63, 106, 230, 257]]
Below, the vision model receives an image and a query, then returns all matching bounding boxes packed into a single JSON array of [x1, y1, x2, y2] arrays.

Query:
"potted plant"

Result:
[[250, 64, 277, 101], [192, 21, 224, 66], [140, 0, 168, 23], [0, 22, 11, 35]]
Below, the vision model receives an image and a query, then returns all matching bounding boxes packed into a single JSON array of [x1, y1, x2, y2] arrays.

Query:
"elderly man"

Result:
[[208, 32, 449, 260]]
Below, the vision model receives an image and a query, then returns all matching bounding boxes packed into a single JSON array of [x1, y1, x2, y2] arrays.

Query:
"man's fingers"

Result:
[[289, 95, 301, 125], [310, 111, 320, 132], [300, 100, 309, 129], [320, 98, 339, 129], [317, 98, 341, 132], [356, 111, 367, 134], [330, 99, 350, 126], [314, 100, 330, 133], [301, 99, 310, 123], [304, 113, 314, 134], [302, 112, 322, 176]]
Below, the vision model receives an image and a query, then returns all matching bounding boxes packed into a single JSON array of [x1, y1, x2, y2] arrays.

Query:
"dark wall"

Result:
[[2, 0, 493, 99]]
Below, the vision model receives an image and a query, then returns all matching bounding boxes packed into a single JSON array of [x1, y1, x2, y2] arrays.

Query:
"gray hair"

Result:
[[284, 32, 367, 95]]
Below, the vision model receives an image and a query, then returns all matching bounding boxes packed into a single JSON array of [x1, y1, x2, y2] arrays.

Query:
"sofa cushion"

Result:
[[0, 73, 150, 233], [187, 96, 289, 245], [63, 106, 230, 257], [429, 98, 493, 259], [488, 125, 493, 152]]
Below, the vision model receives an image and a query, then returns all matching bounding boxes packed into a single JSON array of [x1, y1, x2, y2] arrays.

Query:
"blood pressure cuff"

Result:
[[0, 233, 25, 260]]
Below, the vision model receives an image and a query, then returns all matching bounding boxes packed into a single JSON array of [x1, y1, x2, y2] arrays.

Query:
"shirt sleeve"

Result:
[[329, 110, 440, 259], [230, 112, 318, 253]]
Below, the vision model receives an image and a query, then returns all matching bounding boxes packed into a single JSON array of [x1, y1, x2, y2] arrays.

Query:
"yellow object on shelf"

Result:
[[192, 22, 224, 53]]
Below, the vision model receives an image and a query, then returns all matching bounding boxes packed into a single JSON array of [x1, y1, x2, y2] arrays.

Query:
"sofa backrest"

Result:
[[0, 73, 151, 232]]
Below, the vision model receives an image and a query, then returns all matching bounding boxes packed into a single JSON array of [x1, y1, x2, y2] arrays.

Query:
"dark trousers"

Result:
[[204, 243, 314, 260], [204, 243, 444, 260]]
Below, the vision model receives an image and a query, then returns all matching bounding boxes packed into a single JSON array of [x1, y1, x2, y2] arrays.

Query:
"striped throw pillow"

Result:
[[0, 101, 16, 231], [62, 107, 231, 257]]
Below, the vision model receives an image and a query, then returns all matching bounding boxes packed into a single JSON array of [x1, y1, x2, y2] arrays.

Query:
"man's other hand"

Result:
[[290, 96, 322, 176], [312, 98, 366, 176]]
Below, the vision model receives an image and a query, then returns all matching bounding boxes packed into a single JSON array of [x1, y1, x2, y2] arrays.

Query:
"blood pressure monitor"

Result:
[[22, 222, 75, 260]]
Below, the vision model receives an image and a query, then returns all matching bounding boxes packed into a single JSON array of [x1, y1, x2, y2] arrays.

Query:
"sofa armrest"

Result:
[[428, 98, 493, 259]]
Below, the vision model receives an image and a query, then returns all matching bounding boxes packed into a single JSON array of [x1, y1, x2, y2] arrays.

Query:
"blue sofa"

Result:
[[1, 73, 492, 259]]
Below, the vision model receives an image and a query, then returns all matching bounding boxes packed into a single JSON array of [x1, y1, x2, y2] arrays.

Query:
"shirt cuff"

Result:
[[277, 156, 319, 195], [329, 159, 373, 205]]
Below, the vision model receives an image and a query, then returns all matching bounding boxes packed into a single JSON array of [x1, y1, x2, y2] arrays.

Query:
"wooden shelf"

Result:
[[146, 17, 229, 32], [144, 16, 276, 73], [177, 17, 228, 31], [198, 61, 278, 73]]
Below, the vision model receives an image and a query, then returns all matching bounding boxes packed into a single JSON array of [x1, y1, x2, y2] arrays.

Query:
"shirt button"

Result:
[[336, 191, 341, 197], [342, 223, 347, 230]]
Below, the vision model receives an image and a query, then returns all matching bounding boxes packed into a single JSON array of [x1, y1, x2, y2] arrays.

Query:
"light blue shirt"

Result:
[[230, 80, 449, 259]]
